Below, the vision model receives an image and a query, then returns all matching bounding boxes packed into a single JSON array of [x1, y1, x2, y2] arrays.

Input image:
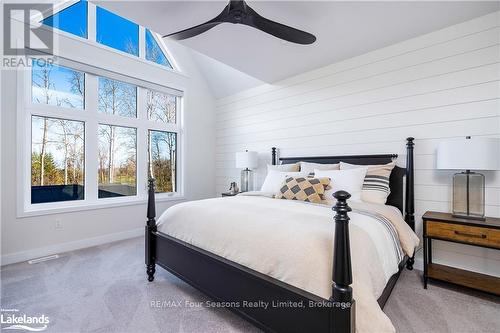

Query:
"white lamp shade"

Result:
[[437, 137, 500, 171], [235, 151, 258, 169]]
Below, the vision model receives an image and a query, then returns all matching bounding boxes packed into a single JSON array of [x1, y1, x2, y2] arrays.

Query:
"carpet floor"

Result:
[[1, 237, 499, 332]]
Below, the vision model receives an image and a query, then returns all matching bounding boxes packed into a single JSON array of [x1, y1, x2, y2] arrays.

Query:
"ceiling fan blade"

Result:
[[247, 7, 316, 45], [163, 19, 223, 40], [163, 4, 230, 41]]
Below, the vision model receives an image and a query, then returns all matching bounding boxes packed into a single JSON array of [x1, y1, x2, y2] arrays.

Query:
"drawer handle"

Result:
[[454, 230, 487, 239]]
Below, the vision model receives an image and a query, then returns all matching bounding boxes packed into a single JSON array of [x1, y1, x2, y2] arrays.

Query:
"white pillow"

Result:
[[267, 163, 299, 172], [299, 161, 339, 176], [314, 168, 367, 203], [260, 170, 305, 193]]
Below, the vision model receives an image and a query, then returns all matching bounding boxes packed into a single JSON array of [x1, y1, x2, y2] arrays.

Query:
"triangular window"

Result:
[[42, 0, 88, 38], [146, 29, 172, 69]]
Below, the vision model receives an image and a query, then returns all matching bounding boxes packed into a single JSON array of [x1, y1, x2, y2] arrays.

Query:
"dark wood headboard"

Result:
[[271, 138, 415, 231]]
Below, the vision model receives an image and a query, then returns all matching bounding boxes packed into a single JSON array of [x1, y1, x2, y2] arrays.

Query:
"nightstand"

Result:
[[221, 192, 240, 197], [422, 211, 500, 295]]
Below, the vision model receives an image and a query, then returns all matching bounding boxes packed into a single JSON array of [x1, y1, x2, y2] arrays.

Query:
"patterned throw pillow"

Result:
[[340, 161, 396, 204], [275, 177, 330, 203]]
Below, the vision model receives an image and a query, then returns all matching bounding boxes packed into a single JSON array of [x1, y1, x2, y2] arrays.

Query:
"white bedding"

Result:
[[157, 194, 419, 333]]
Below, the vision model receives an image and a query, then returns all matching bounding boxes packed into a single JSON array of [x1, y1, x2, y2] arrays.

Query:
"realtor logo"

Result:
[[3, 3, 53, 56]]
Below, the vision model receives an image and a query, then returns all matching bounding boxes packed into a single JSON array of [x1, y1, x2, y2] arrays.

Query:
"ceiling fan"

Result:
[[163, 0, 316, 45]]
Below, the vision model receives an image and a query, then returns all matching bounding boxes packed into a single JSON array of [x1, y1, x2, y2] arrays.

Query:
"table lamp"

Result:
[[437, 136, 499, 220], [236, 150, 258, 192]]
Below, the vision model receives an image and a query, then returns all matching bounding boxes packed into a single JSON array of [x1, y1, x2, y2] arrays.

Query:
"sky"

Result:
[[96, 6, 138, 56], [42, 0, 88, 38]]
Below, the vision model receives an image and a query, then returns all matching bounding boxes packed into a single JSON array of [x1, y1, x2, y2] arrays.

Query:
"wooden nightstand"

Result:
[[422, 211, 500, 295], [221, 192, 240, 197]]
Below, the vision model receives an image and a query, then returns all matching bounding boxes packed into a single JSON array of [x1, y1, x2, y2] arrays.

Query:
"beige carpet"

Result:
[[1, 237, 499, 332]]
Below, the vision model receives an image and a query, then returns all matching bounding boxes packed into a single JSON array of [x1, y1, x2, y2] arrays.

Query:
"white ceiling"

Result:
[[95, 1, 499, 88], [189, 50, 264, 98]]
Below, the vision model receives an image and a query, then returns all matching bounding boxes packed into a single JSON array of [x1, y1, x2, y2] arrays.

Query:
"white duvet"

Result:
[[157, 194, 419, 333]]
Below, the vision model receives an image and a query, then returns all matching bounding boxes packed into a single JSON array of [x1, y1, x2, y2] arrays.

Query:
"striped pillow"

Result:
[[340, 161, 396, 204]]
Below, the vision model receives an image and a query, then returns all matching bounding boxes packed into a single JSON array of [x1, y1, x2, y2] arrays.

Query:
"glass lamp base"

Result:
[[240, 169, 254, 192], [452, 171, 485, 220]]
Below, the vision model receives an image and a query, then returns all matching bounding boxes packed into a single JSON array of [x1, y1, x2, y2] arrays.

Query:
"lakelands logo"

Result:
[[1, 309, 49, 332]]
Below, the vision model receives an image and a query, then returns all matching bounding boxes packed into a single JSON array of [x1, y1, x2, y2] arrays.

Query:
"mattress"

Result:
[[156, 194, 419, 333]]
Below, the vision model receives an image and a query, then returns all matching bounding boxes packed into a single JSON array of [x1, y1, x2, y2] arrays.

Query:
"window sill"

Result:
[[18, 195, 186, 218]]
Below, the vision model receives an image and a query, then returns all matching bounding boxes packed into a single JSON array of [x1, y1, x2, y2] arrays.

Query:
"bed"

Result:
[[145, 137, 417, 333]]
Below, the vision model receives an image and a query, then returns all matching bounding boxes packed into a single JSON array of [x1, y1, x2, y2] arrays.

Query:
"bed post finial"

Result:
[[147, 178, 156, 224], [405, 137, 415, 270], [330, 190, 355, 333], [146, 178, 157, 282], [271, 147, 277, 165]]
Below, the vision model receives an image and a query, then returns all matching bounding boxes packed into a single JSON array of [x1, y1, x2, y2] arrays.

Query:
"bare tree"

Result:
[[146, 90, 176, 123], [70, 71, 84, 101], [146, 31, 171, 68], [147, 90, 177, 191], [32, 65, 54, 185], [149, 130, 176, 192], [57, 120, 70, 184], [98, 78, 137, 183], [125, 38, 138, 56]]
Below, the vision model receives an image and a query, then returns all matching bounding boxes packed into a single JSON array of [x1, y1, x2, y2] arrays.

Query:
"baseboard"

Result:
[[1, 227, 143, 266]]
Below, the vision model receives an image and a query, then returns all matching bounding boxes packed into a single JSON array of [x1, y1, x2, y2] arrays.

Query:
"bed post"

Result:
[[405, 137, 415, 270], [330, 191, 355, 333], [146, 178, 157, 282], [271, 147, 277, 165]]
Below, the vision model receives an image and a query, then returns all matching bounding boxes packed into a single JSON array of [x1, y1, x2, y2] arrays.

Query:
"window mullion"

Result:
[[137, 87, 147, 196], [88, 1, 97, 42], [85, 74, 99, 202], [139, 26, 145, 59], [20, 66, 32, 214]]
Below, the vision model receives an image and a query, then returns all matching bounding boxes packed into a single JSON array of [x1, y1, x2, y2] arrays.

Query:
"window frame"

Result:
[[31, 1, 179, 72], [18, 55, 184, 217]]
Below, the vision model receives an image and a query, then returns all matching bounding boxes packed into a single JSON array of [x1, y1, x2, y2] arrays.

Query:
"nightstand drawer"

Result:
[[427, 221, 500, 249]]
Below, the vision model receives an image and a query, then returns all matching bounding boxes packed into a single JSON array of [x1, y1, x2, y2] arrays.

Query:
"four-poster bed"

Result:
[[145, 137, 416, 333]]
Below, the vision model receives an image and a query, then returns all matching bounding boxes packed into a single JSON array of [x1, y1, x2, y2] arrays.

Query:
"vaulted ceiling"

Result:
[[95, 1, 499, 92]]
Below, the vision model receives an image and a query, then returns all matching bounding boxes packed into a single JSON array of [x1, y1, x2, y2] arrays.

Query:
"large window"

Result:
[[23, 3, 181, 214], [26, 60, 182, 211]]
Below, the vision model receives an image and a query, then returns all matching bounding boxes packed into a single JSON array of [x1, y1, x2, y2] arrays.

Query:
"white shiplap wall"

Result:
[[215, 12, 500, 276]]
